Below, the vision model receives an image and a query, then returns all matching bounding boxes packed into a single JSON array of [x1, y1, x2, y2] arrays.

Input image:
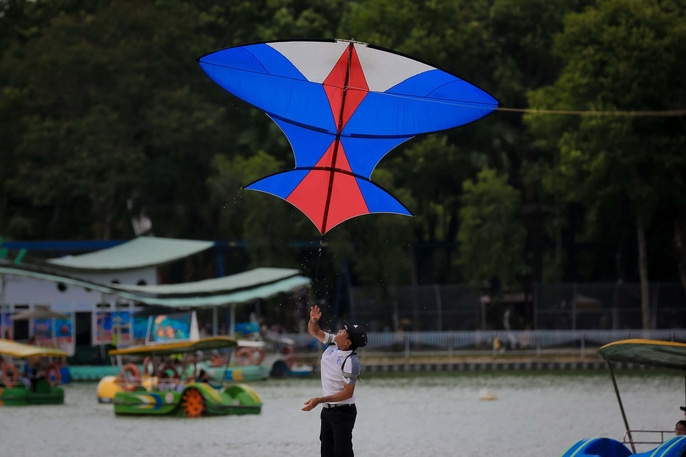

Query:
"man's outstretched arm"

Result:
[[308, 305, 326, 343]]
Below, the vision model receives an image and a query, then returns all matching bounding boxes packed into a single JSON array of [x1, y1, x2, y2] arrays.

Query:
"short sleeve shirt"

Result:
[[320, 332, 361, 405]]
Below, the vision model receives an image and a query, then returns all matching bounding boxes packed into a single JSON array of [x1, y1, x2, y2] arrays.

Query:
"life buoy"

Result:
[[235, 347, 266, 366], [253, 348, 266, 365], [46, 363, 62, 387], [235, 348, 253, 366], [2, 364, 18, 388], [282, 345, 296, 369], [156, 363, 180, 379], [211, 354, 225, 367], [118, 363, 141, 392]]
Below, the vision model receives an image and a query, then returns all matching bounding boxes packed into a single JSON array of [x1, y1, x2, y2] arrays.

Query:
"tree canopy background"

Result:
[[1, 0, 684, 329]]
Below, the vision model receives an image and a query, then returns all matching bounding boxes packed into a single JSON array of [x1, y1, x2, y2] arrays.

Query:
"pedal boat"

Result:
[[561, 339, 686, 457], [99, 336, 262, 417], [0, 339, 67, 406]]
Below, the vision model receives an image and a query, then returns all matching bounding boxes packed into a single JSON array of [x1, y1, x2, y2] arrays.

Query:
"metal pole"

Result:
[[434, 285, 442, 332], [229, 305, 235, 337], [212, 307, 218, 336], [608, 361, 635, 453], [572, 283, 577, 331], [533, 282, 538, 330]]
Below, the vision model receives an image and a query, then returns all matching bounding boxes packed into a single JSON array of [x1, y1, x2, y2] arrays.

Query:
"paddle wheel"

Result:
[[181, 388, 205, 417]]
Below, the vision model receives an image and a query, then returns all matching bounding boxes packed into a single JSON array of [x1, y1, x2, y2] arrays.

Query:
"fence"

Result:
[[534, 283, 686, 330], [288, 329, 686, 356], [347, 282, 686, 332]]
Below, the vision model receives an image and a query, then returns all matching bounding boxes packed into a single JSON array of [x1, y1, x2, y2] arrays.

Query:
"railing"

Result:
[[286, 329, 686, 356], [623, 430, 675, 445]]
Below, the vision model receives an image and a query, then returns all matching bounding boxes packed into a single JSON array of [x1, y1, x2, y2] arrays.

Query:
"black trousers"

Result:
[[320, 404, 357, 457]]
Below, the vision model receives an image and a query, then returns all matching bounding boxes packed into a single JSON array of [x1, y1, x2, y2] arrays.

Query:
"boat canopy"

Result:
[[108, 336, 238, 357], [0, 339, 68, 358], [597, 339, 686, 370]]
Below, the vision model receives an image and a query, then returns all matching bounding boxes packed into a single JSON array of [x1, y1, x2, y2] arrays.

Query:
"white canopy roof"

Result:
[[45, 236, 214, 271], [110, 267, 302, 296], [0, 264, 310, 308]]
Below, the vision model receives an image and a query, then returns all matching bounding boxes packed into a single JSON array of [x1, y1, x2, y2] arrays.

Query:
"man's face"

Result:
[[676, 423, 686, 436], [334, 329, 352, 350]]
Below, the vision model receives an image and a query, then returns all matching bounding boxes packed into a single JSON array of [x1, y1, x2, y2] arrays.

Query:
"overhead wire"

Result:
[[496, 107, 686, 117]]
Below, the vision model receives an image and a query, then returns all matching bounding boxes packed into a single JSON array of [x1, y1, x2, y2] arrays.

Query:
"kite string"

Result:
[[313, 239, 324, 291], [496, 107, 686, 117]]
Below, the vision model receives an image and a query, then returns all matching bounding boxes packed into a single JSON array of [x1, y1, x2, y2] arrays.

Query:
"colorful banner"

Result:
[[149, 312, 192, 343], [93, 311, 113, 344], [235, 321, 260, 337], [0, 313, 12, 340], [33, 314, 75, 356], [33, 318, 54, 340], [133, 314, 149, 342], [93, 310, 135, 346], [55, 315, 73, 344], [112, 311, 132, 345]]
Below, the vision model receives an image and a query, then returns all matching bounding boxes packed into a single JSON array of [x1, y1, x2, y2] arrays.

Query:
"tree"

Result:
[[526, 0, 686, 328], [457, 167, 526, 293]]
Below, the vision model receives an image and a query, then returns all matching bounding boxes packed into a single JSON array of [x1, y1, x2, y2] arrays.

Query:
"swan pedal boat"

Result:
[[562, 339, 686, 457], [100, 336, 262, 417], [0, 339, 67, 406]]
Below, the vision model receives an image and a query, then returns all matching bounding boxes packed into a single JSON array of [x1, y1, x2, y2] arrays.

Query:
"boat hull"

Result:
[[113, 382, 261, 417], [0, 382, 64, 406], [562, 436, 686, 457]]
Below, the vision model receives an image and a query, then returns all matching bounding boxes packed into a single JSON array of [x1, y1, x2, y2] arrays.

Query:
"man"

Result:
[[676, 420, 686, 436], [302, 305, 368, 457]]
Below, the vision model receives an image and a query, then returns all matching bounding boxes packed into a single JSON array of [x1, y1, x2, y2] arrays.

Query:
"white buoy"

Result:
[[479, 387, 497, 401]]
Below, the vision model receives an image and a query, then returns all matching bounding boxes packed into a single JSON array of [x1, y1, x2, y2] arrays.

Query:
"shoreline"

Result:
[[68, 348, 656, 382], [297, 348, 649, 373]]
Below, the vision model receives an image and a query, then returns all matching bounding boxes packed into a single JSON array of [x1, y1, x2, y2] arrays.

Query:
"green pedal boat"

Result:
[[107, 336, 262, 417], [0, 339, 67, 406]]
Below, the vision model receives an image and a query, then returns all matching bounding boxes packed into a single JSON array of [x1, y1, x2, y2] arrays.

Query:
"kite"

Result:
[[198, 39, 498, 234]]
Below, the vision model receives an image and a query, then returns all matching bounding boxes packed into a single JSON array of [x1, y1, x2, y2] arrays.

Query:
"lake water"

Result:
[[0, 370, 682, 456]]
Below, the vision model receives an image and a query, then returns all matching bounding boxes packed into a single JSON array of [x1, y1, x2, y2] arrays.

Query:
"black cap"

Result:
[[342, 321, 367, 350], [681, 406, 686, 411]]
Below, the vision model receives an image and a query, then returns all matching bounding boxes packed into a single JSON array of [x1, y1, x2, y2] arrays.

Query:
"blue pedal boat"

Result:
[[562, 339, 686, 457]]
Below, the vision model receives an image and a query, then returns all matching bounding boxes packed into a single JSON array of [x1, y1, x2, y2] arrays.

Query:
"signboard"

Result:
[[33, 313, 75, 356], [93, 310, 135, 346], [148, 312, 192, 343], [132, 315, 149, 343], [0, 312, 12, 340], [93, 311, 113, 344]]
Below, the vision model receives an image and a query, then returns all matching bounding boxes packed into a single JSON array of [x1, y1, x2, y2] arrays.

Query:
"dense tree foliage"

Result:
[[1, 0, 684, 329]]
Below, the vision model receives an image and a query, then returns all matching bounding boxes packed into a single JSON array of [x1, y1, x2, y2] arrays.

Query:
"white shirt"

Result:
[[320, 333, 360, 405]]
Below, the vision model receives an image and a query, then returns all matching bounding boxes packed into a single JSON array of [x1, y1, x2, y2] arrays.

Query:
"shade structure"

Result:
[[597, 339, 686, 370], [45, 236, 214, 271], [108, 336, 238, 357], [0, 338, 67, 358], [0, 264, 310, 309], [13, 306, 70, 321]]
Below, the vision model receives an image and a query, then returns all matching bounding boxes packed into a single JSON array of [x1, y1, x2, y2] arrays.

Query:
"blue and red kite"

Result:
[[198, 40, 498, 234]]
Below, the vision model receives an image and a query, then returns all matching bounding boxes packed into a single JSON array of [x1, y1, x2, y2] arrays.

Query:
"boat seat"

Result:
[[34, 379, 51, 394]]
